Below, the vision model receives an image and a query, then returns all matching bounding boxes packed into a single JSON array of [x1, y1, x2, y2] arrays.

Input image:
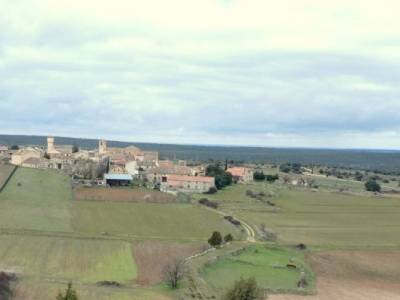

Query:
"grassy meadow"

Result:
[[201, 245, 314, 294], [200, 181, 400, 249]]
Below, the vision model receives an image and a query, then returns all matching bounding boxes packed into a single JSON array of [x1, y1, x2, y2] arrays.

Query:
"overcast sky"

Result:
[[1, 1, 400, 149]]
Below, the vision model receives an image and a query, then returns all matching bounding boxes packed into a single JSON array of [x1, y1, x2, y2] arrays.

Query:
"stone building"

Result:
[[47, 137, 74, 158], [227, 167, 254, 183], [160, 174, 215, 193], [11, 147, 43, 166]]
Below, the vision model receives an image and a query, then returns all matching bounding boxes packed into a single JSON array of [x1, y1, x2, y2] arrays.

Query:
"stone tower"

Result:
[[99, 139, 107, 155], [47, 136, 55, 153]]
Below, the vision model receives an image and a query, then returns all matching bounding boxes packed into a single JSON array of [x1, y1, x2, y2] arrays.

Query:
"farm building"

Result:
[[21, 157, 51, 169], [145, 163, 194, 186], [227, 167, 254, 183], [104, 173, 133, 187], [160, 174, 215, 193]]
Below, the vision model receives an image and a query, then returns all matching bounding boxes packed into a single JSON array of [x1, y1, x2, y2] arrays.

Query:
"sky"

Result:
[[1, 0, 400, 149]]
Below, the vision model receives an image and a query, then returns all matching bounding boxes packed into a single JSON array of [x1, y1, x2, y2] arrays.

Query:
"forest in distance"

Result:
[[1, 134, 400, 173]]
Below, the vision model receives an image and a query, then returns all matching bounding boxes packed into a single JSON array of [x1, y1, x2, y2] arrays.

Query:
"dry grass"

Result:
[[271, 251, 400, 300], [133, 241, 205, 285]]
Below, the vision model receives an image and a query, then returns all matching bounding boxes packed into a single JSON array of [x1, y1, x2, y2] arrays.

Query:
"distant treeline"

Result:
[[1, 134, 400, 172]]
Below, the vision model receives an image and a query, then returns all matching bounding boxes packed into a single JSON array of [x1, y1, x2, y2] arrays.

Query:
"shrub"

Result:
[[224, 277, 264, 300], [266, 174, 279, 182], [365, 179, 381, 192], [224, 216, 241, 226], [208, 231, 223, 247], [224, 234, 234, 243], [56, 282, 78, 300], [198, 198, 219, 209], [0, 272, 16, 300]]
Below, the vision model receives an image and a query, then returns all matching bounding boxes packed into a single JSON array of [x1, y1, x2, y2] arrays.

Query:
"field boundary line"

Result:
[[0, 165, 17, 192]]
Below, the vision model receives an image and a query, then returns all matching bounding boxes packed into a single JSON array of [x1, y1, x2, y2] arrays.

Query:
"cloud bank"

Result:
[[1, 0, 400, 148]]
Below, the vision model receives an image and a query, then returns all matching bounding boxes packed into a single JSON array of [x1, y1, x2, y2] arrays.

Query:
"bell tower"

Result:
[[47, 136, 55, 153], [99, 140, 107, 155]]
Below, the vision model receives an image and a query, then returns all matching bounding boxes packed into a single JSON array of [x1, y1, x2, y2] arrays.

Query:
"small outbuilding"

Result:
[[104, 173, 133, 187]]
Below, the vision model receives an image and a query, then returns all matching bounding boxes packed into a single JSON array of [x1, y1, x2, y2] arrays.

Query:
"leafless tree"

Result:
[[283, 175, 291, 184], [163, 258, 186, 289]]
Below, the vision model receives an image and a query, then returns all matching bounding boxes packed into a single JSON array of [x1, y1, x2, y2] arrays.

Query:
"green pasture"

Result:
[[0, 235, 136, 284], [202, 183, 400, 248], [201, 245, 313, 294], [72, 201, 239, 241], [0, 167, 237, 241]]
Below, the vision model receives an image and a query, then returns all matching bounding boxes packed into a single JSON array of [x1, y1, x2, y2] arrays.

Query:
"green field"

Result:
[[0, 167, 240, 299], [72, 202, 237, 241], [201, 182, 400, 248], [0, 235, 136, 284], [201, 245, 314, 295], [0, 167, 237, 241]]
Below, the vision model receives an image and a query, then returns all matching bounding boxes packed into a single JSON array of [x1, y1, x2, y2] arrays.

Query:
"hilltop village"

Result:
[[0, 137, 254, 194]]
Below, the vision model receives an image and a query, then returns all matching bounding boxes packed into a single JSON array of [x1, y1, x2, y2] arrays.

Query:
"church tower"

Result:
[[99, 140, 107, 155], [47, 136, 55, 153]]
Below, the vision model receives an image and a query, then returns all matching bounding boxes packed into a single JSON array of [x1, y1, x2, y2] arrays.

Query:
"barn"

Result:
[[104, 173, 133, 187]]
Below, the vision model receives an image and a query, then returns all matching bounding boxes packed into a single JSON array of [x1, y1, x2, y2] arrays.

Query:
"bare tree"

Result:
[[283, 175, 291, 184], [163, 258, 186, 289]]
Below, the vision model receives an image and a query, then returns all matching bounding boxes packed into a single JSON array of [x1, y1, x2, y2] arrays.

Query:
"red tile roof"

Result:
[[226, 167, 250, 177]]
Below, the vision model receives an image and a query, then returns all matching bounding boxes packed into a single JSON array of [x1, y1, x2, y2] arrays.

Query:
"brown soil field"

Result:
[[271, 251, 400, 300], [0, 165, 16, 191], [74, 187, 176, 203], [133, 241, 205, 285]]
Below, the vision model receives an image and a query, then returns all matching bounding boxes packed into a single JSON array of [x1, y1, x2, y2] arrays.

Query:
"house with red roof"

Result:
[[226, 167, 254, 183]]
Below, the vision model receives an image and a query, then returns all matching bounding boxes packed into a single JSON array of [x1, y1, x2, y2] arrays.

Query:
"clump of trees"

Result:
[[253, 171, 266, 181], [365, 179, 381, 192], [206, 163, 233, 189], [280, 163, 302, 174], [163, 258, 186, 289], [253, 171, 279, 183], [208, 231, 234, 247], [56, 282, 78, 300], [223, 277, 264, 300], [72, 158, 108, 180]]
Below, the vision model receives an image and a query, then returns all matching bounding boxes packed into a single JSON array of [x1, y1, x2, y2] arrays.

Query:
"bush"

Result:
[[198, 198, 219, 209], [224, 216, 241, 226], [224, 277, 264, 300], [56, 282, 78, 300], [224, 234, 233, 243], [0, 272, 16, 300], [365, 179, 381, 192], [208, 231, 223, 247], [266, 174, 279, 182]]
